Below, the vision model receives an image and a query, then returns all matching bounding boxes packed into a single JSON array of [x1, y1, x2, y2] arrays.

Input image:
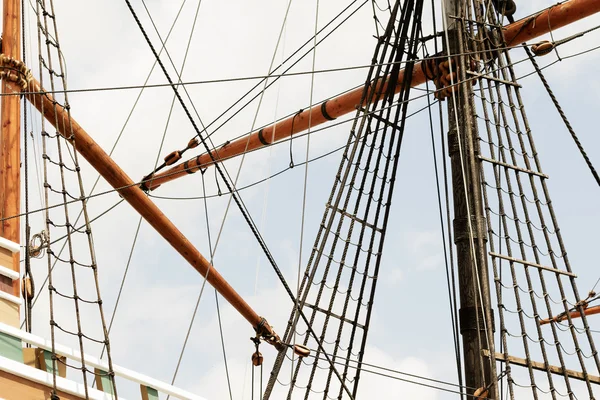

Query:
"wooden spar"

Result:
[[142, 0, 600, 192], [503, 0, 600, 45], [13, 76, 281, 339], [0, 0, 22, 325], [482, 349, 600, 385], [540, 305, 600, 325]]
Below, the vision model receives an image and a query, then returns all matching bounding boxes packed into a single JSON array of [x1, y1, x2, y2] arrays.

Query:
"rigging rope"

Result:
[[22, 0, 34, 334], [20, 0, 192, 325], [292, 0, 320, 378], [36, 0, 118, 396], [124, 0, 360, 396], [524, 46, 600, 188], [5, 45, 563, 227], [4, 38, 594, 227]]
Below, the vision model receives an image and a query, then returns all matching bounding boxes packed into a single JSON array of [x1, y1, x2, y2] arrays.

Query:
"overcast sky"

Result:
[[7, 0, 600, 399]]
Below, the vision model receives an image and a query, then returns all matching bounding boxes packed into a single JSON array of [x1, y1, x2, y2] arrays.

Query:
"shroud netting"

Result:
[[265, 0, 425, 398], [457, 0, 600, 398]]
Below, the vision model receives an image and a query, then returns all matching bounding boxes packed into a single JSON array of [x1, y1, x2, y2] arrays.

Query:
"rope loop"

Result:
[[29, 230, 49, 258]]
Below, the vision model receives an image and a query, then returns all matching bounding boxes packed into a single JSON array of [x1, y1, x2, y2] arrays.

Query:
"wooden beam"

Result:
[[0, 0, 22, 325], [482, 349, 600, 385], [503, 0, 600, 45], [15, 77, 269, 333], [94, 368, 115, 396], [143, 0, 600, 191], [140, 385, 159, 400]]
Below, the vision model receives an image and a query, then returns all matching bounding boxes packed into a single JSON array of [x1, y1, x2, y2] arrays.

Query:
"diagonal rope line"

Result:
[[123, 2, 356, 397], [525, 46, 600, 188]]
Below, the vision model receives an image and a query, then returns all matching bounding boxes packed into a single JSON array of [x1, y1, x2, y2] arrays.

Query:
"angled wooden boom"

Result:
[[142, 0, 600, 191], [15, 77, 282, 341]]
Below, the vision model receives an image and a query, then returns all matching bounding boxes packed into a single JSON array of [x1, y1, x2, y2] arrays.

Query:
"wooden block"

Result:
[[141, 384, 160, 400], [94, 367, 115, 396], [36, 348, 67, 378], [0, 247, 13, 268], [0, 331, 22, 362], [0, 299, 19, 327], [22, 347, 38, 368]]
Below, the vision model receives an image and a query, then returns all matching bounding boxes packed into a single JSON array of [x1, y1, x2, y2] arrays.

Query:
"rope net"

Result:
[[453, 1, 600, 398], [265, 1, 425, 398], [28, 0, 118, 397]]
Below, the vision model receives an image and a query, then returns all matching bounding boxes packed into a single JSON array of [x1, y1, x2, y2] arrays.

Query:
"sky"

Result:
[[4, 0, 600, 399]]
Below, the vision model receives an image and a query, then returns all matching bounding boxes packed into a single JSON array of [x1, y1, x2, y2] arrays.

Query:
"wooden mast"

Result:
[[445, 0, 497, 397], [141, 0, 600, 192], [0, 0, 22, 328]]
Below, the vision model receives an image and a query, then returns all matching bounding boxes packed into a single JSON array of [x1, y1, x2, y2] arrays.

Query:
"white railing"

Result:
[[0, 321, 208, 400]]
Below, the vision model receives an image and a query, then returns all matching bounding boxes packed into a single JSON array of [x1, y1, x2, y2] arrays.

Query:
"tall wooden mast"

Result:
[[444, 0, 497, 397], [0, 0, 22, 328]]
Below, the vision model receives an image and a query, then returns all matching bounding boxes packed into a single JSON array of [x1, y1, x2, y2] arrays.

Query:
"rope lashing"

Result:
[[421, 54, 478, 100], [254, 317, 286, 351], [0, 54, 33, 90], [253, 318, 311, 361]]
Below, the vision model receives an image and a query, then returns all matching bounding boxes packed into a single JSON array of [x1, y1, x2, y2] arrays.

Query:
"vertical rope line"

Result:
[[35, 0, 58, 393], [429, 0, 463, 390], [422, 37, 463, 395], [39, 0, 91, 393], [158, 4, 220, 391], [208, 0, 294, 260], [22, 0, 34, 334], [292, 0, 320, 383]]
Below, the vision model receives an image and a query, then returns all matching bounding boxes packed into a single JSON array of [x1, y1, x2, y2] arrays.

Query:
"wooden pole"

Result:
[[0, 0, 22, 327], [14, 77, 275, 336], [142, 0, 600, 191], [503, 0, 600, 45]]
